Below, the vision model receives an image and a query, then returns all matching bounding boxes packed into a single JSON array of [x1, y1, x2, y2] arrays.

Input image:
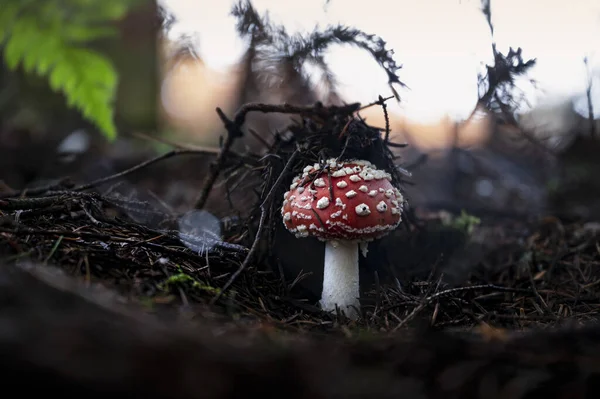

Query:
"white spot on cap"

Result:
[[359, 171, 374, 181], [316, 197, 330, 209], [297, 225, 307, 232], [354, 160, 374, 167], [344, 167, 354, 174], [336, 180, 348, 188], [330, 210, 342, 218], [342, 214, 348, 220], [331, 169, 347, 177], [355, 203, 371, 216], [349, 175, 361, 183], [368, 190, 377, 197], [358, 185, 368, 192], [376, 201, 388, 212], [290, 182, 298, 190], [335, 198, 346, 208], [345, 190, 357, 198], [378, 188, 385, 193], [303, 165, 313, 173], [353, 166, 362, 173], [391, 208, 399, 215], [283, 212, 291, 221], [385, 189, 394, 198], [297, 186, 305, 194], [314, 178, 326, 188]]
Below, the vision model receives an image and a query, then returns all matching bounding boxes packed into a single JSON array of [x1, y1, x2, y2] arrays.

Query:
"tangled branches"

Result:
[[231, 0, 406, 103]]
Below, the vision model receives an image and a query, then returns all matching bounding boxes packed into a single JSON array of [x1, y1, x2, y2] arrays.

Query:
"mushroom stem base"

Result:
[[320, 240, 360, 319]]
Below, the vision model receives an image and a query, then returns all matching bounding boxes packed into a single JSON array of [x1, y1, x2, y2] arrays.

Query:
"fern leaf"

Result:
[[3, 23, 119, 140], [3, 16, 33, 68], [0, 2, 130, 140], [62, 25, 118, 42], [0, 0, 144, 140], [33, 37, 63, 75]]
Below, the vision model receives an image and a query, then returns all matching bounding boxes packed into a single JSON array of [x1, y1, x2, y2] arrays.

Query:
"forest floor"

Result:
[[1, 180, 598, 339], [2, 119, 600, 397]]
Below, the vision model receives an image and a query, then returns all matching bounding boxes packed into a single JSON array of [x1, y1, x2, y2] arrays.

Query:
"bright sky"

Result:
[[160, 0, 600, 123]]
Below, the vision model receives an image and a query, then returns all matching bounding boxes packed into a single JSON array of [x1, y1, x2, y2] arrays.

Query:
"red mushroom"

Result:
[[281, 158, 404, 319]]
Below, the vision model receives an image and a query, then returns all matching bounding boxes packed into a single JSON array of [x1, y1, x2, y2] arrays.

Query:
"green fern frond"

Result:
[[0, 0, 140, 140]]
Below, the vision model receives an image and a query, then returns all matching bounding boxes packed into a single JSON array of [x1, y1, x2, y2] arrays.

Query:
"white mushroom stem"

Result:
[[320, 239, 360, 319]]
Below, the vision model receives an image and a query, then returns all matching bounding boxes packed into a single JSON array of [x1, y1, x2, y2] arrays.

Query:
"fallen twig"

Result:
[[209, 148, 300, 305]]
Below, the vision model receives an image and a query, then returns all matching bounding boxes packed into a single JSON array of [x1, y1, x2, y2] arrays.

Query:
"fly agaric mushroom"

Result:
[[281, 158, 404, 319]]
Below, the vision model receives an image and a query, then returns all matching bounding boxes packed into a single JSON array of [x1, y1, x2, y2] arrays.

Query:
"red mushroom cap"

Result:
[[281, 159, 404, 242]]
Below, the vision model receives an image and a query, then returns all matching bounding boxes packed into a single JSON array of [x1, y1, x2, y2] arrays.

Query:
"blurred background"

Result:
[[2, 0, 600, 220], [158, 0, 600, 218]]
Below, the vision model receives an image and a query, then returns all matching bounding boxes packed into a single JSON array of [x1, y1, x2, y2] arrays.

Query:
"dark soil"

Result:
[[1, 101, 600, 398]]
